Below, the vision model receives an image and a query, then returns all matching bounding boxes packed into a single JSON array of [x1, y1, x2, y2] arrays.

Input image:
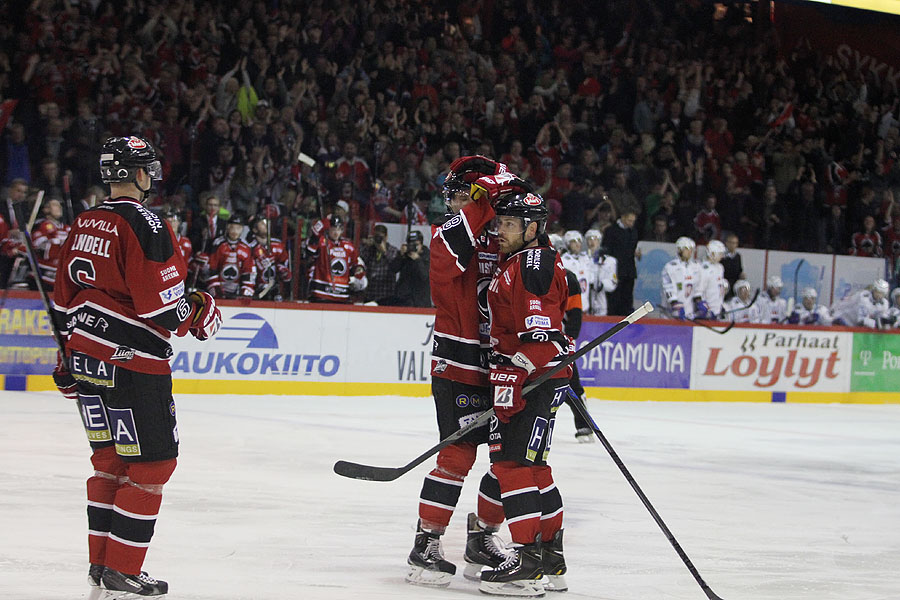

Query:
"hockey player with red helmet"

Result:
[[52, 135, 221, 598], [206, 214, 255, 298], [480, 190, 572, 596], [306, 214, 367, 303]]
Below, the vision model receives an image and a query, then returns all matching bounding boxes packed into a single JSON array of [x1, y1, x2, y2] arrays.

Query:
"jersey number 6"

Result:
[[68, 256, 97, 289]]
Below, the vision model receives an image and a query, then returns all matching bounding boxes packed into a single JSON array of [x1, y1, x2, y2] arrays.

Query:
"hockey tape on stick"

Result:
[[566, 390, 727, 600], [333, 302, 654, 482]]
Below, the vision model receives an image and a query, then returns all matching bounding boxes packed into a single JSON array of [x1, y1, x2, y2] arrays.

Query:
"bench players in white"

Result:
[[725, 279, 762, 323], [584, 229, 617, 316], [561, 230, 594, 312], [831, 278, 891, 328], [758, 275, 788, 323], [662, 236, 701, 319], [787, 288, 833, 326], [885, 288, 900, 329], [696, 240, 727, 319]]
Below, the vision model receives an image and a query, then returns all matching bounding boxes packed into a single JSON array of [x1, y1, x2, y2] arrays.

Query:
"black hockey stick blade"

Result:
[[334, 302, 655, 482], [720, 289, 760, 315], [567, 391, 727, 600], [691, 317, 734, 335]]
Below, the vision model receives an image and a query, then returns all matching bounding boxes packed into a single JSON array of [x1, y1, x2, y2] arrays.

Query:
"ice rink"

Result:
[[1, 392, 899, 600]]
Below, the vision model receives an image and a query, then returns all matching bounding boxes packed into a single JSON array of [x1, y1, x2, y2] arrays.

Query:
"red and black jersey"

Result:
[[53, 198, 192, 375], [0, 212, 19, 257], [693, 209, 721, 245], [850, 231, 883, 257], [306, 234, 363, 303], [207, 236, 255, 297], [31, 217, 70, 286], [430, 197, 499, 386], [174, 234, 192, 263], [882, 226, 900, 265], [488, 245, 572, 382], [248, 236, 291, 292]]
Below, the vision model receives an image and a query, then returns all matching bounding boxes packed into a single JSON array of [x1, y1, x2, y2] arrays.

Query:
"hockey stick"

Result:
[[27, 190, 45, 232], [720, 289, 759, 315], [333, 302, 655, 482], [655, 303, 734, 335], [8, 198, 68, 365], [567, 393, 726, 600]]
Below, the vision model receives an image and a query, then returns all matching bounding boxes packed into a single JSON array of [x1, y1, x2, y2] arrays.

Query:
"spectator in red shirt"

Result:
[[850, 215, 884, 257]]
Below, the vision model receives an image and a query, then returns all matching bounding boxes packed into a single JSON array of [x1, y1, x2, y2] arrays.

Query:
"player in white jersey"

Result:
[[831, 278, 891, 328], [725, 279, 762, 323], [757, 275, 788, 323], [662, 236, 701, 319], [885, 288, 900, 328], [696, 240, 728, 318], [787, 287, 833, 326], [584, 230, 617, 316], [561, 230, 594, 312]]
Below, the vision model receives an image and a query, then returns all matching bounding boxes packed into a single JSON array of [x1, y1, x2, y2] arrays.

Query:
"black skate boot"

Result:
[[405, 520, 457, 587], [541, 529, 567, 592], [87, 564, 105, 600], [100, 567, 168, 598], [479, 537, 545, 597], [463, 512, 513, 581], [574, 427, 595, 443]]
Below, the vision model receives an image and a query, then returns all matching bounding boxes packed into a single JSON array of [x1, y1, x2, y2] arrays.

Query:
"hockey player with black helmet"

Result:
[[306, 213, 367, 303], [481, 190, 572, 596], [52, 136, 221, 598], [207, 213, 255, 298]]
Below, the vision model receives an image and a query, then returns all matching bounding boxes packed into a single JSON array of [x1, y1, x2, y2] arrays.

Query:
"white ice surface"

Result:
[[1, 392, 899, 600]]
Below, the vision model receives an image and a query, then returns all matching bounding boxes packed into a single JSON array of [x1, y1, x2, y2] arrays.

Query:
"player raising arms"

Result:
[[406, 156, 533, 586], [482, 190, 572, 596], [52, 136, 221, 598]]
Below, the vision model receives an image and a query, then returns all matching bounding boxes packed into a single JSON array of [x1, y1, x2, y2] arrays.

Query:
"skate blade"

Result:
[[575, 434, 595, 444], [86, 585, 103, 600], [542, 573, 568, 592], [464, 561, 487, 581], [479, 579, 545, 597], [97, 591, 167, 600], [406, 565, 453, 587]]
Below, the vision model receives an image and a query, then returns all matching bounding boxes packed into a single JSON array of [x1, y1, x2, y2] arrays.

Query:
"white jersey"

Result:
[[831, 290, 890, 328], [561, 251, 594, 313], [886, 306, 900, 329], [725, 296, 763, 323], [589, 254, 618, 316], [661, 258, 701, 318], [790, 304, 833, 326], [696, 260, 727, 317], [757, 291, 788, 324]]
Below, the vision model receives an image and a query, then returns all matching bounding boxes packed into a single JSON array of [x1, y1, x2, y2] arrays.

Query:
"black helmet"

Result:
[[329, 214, 346, 229], [227, 213, 245, 227], [162, 207, 180, 220], [442, 171, 470, 209], [99, 136, 162, 184], [494, 192, 549, 235]]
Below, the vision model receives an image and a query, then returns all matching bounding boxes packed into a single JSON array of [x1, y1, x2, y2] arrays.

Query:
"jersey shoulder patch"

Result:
[[108, 201, 174, 263], [519, 247, 558, 296]]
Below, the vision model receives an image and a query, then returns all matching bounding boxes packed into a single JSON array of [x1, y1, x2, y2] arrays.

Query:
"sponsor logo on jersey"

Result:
[[529, 299, 542, 311], [525, 249, 542, 270], [159, 281, 185, 304], [75, 217, 118, 235], [478, 252, 498, 261], [108, 406, 141, 456], [110, 346, 135, 361], [525, 315, 551, 329], [160, 265, 180, 282]]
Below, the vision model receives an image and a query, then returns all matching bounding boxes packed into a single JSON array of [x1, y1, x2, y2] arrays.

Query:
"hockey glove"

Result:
[[52, 355, 78, 401], [490, 364, 528, 423], [787, 311, 801, 325], [471, 174, 534, 206], [310, 218, 327, 237], [277, 264, 292, 282], [188, 291, 222, 341], [670, 301, 686, 320], [448, 155, 508, 182], [693, 299, 711, 319]]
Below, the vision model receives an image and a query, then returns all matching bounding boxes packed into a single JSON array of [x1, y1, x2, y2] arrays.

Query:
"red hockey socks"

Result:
[[492, 461, 541, 544], [534, 465, 563, 542], [418, 443, 476, 531]]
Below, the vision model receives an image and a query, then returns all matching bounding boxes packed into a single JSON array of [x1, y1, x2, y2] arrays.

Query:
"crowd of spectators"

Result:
[[1, 0, 899, 306]]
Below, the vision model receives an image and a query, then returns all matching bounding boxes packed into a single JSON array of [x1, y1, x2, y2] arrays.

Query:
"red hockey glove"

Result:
[[448, 155, 508, 183], [490, 364, 529, 423], [52, 354, 78, 401], [310, 218, 328, 237], [471, 174, 534, 206], [277, 264, 292, 282], [188, 291, 222, 341]]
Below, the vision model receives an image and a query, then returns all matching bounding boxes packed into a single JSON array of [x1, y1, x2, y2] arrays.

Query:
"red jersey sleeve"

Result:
[[430, 197, 495, 284]]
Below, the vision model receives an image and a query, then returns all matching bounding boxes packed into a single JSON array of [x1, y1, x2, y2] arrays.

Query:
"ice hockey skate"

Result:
[[99, 567, 168, 598], [574, 427, 595, 443], [463, 512, 513, 581], [87, 564, 105, 600], [479, 539, 545, 597], [541, 529, 567, 592], [405, 519, 456, 587]]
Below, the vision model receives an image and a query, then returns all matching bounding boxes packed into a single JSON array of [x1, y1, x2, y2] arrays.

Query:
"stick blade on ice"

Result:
[[333, 460, 403, 482]]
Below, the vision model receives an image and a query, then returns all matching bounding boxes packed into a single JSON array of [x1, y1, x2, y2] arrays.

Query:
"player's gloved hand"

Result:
[[787, 311, 800, 325], [277, 264, 292, 282], [52, 354, 78, 401], [490, 364, 528, 423], [693, 299, 711, 319], [471, 174, 534, 206], [241, 284, 254, 298], [310, 218, 328, 237], [862, 317, 877, 328], [187, 291, 222, 341], [348, 266, 367, 292], [670, 301, 686, 320], [448, 155, 507, 182], [807, 313, 819, 324]]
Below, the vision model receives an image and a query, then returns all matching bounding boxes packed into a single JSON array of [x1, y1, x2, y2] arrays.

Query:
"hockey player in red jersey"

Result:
[[31, 198, 70, 289], [163, 208, 192, 263], [306, 214, 367, 303], [51, 136, 221, 598], [247, 215, 291, 300], [406, 155, 535, 587], [480, 190, 572, 596], [206, 214, 255, 298]]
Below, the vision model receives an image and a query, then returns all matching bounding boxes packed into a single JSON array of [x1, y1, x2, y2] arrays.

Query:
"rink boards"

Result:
[[2, 292, 899, 403]]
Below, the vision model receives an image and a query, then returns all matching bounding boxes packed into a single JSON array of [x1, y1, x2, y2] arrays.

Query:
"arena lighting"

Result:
[[796, 0, 900, 15]]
